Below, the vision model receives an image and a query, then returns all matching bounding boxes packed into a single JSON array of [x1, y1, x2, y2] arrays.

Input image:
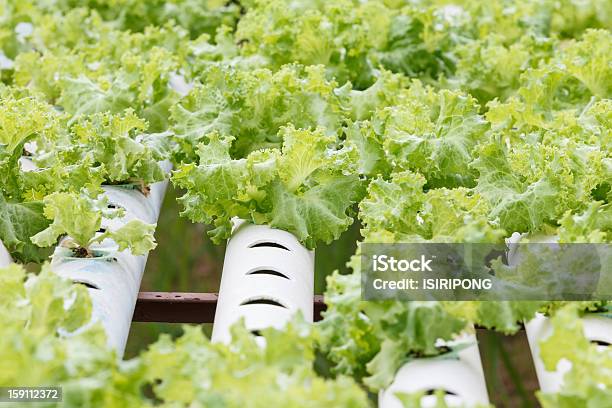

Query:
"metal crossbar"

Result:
[[134, 292, 326, 323]]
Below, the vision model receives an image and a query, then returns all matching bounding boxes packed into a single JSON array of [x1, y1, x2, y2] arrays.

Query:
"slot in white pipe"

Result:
[[0, 240, 12, 267], [50, 162, 171, 355], [211, 220, 314, 344], [379, 333, 490, 407]]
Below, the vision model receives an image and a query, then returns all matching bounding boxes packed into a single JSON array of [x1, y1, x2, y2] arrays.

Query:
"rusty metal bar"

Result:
[[133, 293, 525, 331], [133, 292, 326, 323]]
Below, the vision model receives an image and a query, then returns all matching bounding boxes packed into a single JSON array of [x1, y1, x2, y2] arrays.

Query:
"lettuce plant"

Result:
[[31, 192, 157, 257]]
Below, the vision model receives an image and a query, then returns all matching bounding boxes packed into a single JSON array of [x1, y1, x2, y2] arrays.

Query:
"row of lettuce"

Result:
[[0, 0, 610, 407]]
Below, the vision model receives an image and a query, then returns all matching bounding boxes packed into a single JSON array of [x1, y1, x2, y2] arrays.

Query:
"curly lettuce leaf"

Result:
[[143, 318, 369, 407], [486, 29, 612, 134], [30, 192, 103, 249], [235, 0, 393, 87], [0, 193, 50, 263], [336, 70, 406, 121], [359, 171, 504, 243], [342, 120, 391, 177], [34, 110, 168, 186], [71, 110, 166, 184], [0, 263, 367, 406], [472, 136, 606, 233], [376, 82, 489, 188], [0, 263, 150, 406], [12, 11, 187, 131], [0, 89, 62, 151], [31, 192, 157, 256], [558, 201, 611, 243], [442, 34, 554, 103], [559, 29, 611, 99], [97, 219, 157, 256], [43, 0, 240, 39], [173, 126, 363, 248], [373, 4, 470, 81], [171, 64, 344, 159], [56, 47, 180, 132]]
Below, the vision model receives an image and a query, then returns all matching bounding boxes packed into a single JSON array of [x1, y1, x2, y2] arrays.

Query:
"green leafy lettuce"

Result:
[[173, 127, 363, 248], [0, 264, 369, 407], [31, 192, 157, 257]]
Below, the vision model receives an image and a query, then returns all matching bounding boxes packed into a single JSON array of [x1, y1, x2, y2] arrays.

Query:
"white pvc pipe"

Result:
[[211, 220, 314, 344], [18, 156, 37, 171], [0, 240, 12, 267], [525, 313, 611, 393], [524, 313, 567, 392], [379, 333, 490, 407], [50, 162, 170, 355], [508, 232, 611, 392]]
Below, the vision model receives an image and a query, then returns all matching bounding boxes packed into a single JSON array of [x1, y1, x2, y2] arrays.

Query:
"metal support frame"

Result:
[[134, 292, 326, 324]]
